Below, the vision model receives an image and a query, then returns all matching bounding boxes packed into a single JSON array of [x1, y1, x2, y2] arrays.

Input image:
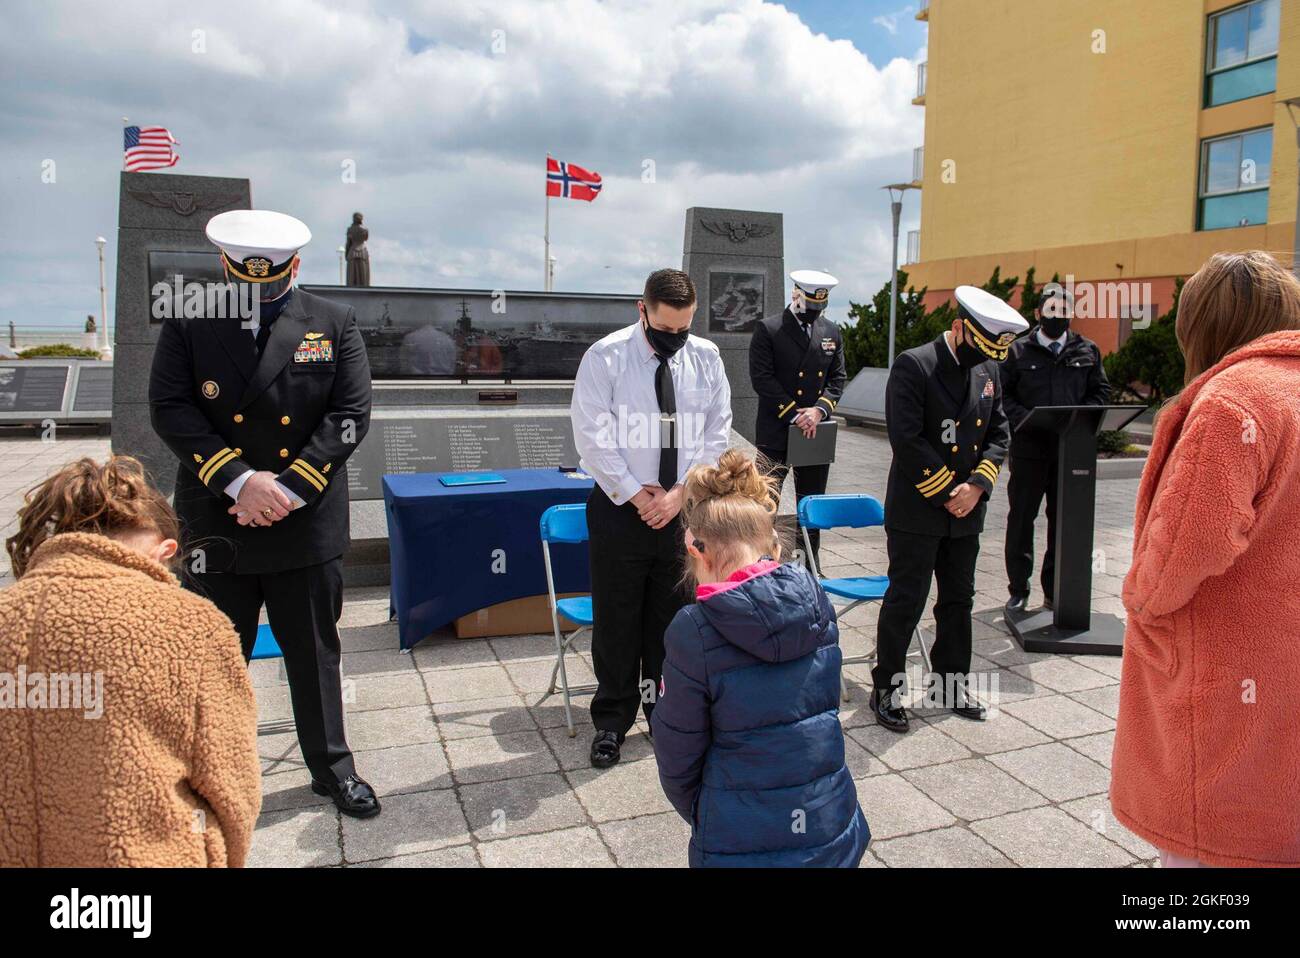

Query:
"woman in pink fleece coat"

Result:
[[1111, 251, 1300, 868]]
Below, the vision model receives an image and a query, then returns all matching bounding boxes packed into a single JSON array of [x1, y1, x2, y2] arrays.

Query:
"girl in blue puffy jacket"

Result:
[[651, 448, 869, 867]]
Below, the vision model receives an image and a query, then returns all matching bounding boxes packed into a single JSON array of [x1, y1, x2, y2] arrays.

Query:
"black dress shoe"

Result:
[[311, 775, 381, 818], [1005, 595, 1029, 614], [870, 688, 909, 733], [590, 730, 624, 768], [951, 688, 988, 721]]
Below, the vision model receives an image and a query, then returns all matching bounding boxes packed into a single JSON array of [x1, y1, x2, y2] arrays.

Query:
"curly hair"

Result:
[[5, 455, 179, 578]]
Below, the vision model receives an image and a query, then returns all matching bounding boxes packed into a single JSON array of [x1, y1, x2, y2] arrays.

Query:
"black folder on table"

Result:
[[786, 421, 837, 467]]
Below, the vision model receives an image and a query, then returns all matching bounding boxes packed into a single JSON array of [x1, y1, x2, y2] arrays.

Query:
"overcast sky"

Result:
[[0, 0, 926, 331]]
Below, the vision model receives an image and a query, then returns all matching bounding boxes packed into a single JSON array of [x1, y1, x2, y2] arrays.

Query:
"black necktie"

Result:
[[255, 318, 275, 358], [654, 354, 677, 491], [1050, 341, 1062, 357]]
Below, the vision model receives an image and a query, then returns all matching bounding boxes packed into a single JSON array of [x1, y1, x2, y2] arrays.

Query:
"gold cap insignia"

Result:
[[997, 332, 1016, 346], [243, 257, 272, 278], [201, 380, 219, 399]]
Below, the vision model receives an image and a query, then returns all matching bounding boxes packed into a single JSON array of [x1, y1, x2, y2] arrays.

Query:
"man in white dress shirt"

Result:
[[571, 268, 732, 768]]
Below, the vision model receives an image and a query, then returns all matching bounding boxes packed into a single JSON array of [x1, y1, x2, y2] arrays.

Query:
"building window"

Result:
[[905, 230, 920, 265], [1198, 127, 1272, 231], [1205, 0, 1279, 107]]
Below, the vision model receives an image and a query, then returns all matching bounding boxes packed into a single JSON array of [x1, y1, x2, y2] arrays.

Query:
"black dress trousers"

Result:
[[872, 529, 981, 693], [586, 486, 687, 735], [1004, 454, 1059, 602], [184, 558, 355, 785], [757, 445, 830, 567]]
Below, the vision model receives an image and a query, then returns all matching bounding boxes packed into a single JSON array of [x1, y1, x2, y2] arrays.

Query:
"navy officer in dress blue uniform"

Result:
[[871, 286, 1027, 733], [748, 270, 847, 567], [148, 209, 380, 818]]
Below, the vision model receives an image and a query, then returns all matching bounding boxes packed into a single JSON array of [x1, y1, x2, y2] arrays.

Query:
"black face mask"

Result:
[[798, 306, 822, 325], [1038, 314, 1070, 339], [954, 335, 988, 370], [642, 311, 689, 357]]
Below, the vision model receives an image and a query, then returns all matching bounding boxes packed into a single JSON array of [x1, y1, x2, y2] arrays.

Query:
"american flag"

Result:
[[123, 125, 179, 172], [546, 157, 601, 202]]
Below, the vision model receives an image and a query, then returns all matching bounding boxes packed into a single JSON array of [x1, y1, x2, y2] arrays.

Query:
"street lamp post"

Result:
[[1285, 99, 1300, 279], [337, 246, 346, 284], [882, 183, 919, 368], [94, 236, 111, 358]]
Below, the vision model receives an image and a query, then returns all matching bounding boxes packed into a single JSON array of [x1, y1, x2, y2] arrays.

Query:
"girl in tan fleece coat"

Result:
[[1112, 252, 1300, 867], [0, 456, 261, 867]]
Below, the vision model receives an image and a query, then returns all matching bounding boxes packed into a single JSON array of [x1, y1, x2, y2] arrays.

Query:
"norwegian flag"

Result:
[[546, 157, 602, 202], [123, 125, 179, 172]]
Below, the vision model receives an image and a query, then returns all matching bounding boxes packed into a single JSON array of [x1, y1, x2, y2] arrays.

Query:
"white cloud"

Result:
[[872, 5, 916, 36], [0, 0, 924, 331]]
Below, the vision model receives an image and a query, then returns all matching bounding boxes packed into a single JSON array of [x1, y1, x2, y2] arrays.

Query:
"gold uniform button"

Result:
[[233, 413, 244, 423], [234, 448, 242, 456], [818, 371, 823, 377], [951, 445, 959, 453], [977, 418, 983, 426], [279, 448, 289, 458], [796, 389, 803, 396], [798, 371, 804, 378], [281, 415, 291, 425], [973, 444, 979, 452]]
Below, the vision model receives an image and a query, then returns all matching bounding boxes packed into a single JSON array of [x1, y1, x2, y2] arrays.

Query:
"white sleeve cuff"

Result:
[[224, 469, 255, 502], [275, 480, 305, 509]]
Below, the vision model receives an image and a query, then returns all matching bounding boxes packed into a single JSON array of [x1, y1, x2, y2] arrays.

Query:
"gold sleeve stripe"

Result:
[[977, 459, 1001, 477], [293, 459, 328, 488], [777, 401, 796, 418], [289, 462, 326, 493], [817, 396, 836, 411], [198, 448, 236, 485], [974, 462, 1000, 483], [917, 468, 954, 495]]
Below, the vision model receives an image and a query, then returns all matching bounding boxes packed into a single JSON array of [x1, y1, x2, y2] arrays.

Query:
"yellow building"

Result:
[[906, 0, 1298, 353]]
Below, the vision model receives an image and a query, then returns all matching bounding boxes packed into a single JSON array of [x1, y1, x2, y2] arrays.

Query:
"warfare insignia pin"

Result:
[[982, 378, 995, 398], [202, 380, 219, 399], [305, 331, 324, 340]]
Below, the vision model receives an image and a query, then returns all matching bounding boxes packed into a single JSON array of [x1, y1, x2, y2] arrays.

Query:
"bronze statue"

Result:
[[346, 212, 370, 287]]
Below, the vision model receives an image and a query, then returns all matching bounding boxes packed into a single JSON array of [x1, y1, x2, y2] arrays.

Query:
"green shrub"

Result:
[[1097, 429, 1134, 455], [18, 343, 101, 359]]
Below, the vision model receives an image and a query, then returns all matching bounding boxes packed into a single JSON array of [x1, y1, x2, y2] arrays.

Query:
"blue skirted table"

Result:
[[383, 469, 595, 650]]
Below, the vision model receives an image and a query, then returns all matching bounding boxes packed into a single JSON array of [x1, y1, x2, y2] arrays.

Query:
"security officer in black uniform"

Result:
[[1000, 286, 1109, 614], [149, 209, 380, 818], [872, 286, 1027, 733], [749, 269, 847, 566]]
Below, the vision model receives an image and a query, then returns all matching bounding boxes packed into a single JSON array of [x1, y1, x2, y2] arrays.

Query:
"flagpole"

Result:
[[544, 152, 551, 292]]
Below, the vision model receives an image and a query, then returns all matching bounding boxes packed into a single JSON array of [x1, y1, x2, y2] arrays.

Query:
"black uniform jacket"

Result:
[[883, 335, 1010, 538], [749, 307, 847, 452], [999, 329, 1109, 460], [149, 288, 372, 574]]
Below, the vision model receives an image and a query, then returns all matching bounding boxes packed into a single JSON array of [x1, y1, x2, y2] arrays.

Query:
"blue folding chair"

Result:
[[251, 623, 283, 661], [539, 503, 596, 737], [797, 494, 931, 700]]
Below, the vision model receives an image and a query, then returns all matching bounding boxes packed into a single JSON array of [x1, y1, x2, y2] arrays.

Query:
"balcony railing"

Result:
[[905, 230, 921, 265], [912, 146, 924, 183], [916, 61, 927, 99]]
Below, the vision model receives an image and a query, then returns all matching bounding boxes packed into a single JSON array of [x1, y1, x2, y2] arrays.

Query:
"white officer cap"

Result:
[[954, 285, 1029, 362], [206, 209, 311, 283], [790, 269, 839, 309]]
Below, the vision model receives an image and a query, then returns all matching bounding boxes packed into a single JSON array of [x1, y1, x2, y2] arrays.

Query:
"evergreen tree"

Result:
[[1103, 277, 1186, 404], [981, 265, 1019, 302]]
